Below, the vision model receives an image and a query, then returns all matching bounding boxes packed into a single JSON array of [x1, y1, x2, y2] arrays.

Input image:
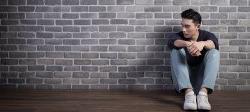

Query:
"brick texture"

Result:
[[0, 0, 250, 91]]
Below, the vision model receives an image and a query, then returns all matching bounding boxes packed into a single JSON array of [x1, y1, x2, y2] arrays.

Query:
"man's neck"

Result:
[[191, 30, 199, 41]]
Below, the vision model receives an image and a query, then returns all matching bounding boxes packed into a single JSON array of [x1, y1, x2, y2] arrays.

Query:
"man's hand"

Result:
[[187, 41, 205, 56]]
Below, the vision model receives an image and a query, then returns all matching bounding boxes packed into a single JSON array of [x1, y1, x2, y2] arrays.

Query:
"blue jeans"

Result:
[[170, 48, 220, 94]]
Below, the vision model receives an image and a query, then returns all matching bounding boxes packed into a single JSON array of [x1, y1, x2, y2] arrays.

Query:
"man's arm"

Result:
[[201, 40, 215, 49], [174, 39, 192, 48]]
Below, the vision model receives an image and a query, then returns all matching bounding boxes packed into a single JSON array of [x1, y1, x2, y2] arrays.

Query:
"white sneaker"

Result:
[[183, 91, 197, 110], [197, 91, 211, 110]]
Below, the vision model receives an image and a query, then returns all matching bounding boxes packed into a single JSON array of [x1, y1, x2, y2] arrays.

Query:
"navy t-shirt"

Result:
[[168, 30, 219, 66]]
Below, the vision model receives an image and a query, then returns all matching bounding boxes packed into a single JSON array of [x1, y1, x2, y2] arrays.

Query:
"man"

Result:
[[168, 9, 220, 110]]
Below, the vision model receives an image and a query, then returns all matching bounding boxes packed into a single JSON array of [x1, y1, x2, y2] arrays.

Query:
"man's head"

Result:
[[181, 9, 202, 39]]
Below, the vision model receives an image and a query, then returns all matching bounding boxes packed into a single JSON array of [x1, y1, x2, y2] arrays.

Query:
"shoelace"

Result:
[[198, 94, 209, 104], [185, 95, 195, 103]]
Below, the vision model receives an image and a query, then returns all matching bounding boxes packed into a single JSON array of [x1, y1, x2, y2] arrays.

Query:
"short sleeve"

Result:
[[206, 32, 219, 50], [167, 33, 182, 50]]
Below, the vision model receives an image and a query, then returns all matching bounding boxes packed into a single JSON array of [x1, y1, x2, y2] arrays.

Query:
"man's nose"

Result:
[[182, 27, 186, 32]]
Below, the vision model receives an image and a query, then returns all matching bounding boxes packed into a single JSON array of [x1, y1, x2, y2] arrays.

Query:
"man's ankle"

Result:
[[185, 88, 194, 95]]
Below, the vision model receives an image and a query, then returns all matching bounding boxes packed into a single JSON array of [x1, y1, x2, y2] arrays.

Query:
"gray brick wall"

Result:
[[0, 0, 250, 90]]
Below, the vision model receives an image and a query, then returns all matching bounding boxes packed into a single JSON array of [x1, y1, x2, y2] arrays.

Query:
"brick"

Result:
[[220, 33, 237, 39], [211, 13, 228, 19], [80, 0, 97, 5], [37, 45, 54, 51], [9, 52, 26, 58], [239, 73, 250, 79], [36, 32, 53, 38], [81, 66, 98, 71], [117, 13, 135, 18], [99, 39, 116, 44], [73, 72, 89, 78], [109, 72, 126, 78], [99, 0, 116, 5], [219, 7, 237, 12], [63, 13, 79, 19], [209, 26, 227, 32], [8, 79, 25, 84], [118, 53, 136, 59], [211, 0, 229, 5], [118, 79, 136, 84], [200, 6, 217, 12], [62, 0, 79, 5], [117, 26, 134, 32], [99, 26, 116, 32], [63, 79, 80, 84], [37, 59, 54, 65], [63, 39, 80, 45], [27, 0, 44, 5], [109, 32, 126, 38], [80, 13, 98, 18], [99, 13, 116, 18], [91, 46, 108, 51], [108, 6, 125, 12], [230, 0, 247, 6], [71, 6, 88, 12], [228, 66, 247, 72], [10, 66, 27, 71], [110, 60, 127, 65], [45, 39, 62, 45], [1, 59, 18, 65], [228, 26, 246, 32], [19, 59, 36, 65], [45, 79, 62, 84], [28, 52, 45, 58], [92, 19, 109, 25], [8, 39, 26, 44], [118, 66, 136, 72], [46, 66, 63, 71], [137, 66, 154, 71], [100, 53, 117, 59], [55, 33, 72, 38], [154, 0, 172, 5], [91, 32, 108, 38], [239, 20, 250, 26], [64, 66, 81, 71], [46, 52, 63, 58], [55, 59, 73, 65], [220, 20, 238, 25], [1, 72, 18, 78], [8, 0, 25, 5], [92, 60, 109, 65], [74, 20, 91, 25], [136, 39, 154, 45], [117, 0, 134, 5], [145, 72, 163, 77], [44, 13, 61, 18], [127, 46, 145, 52], [173, 0, 190, 5], [110, 19, 128, 24], [129, 20, 146, 25], [89, 6, 106, 12], [55, 46, 71, 51], [230, 40, 247, 45], [0, 6, 17, 12], [138, 78, 154, 84], [99, 66, 117, 72], [238, 4, 250, 12], [26, 13, 42, 18], [229, 53, 247, 59], [28, 65, 45, 71], [128, 60, 146, 65], [109, 46, 126, 52], [136, 0, 153, 5], [136, 13, 153, 19], [56, 20, 72, 25], [118, 39, 135, 45], [82, 53, 99, 58], [90, 73, 108, 78], [45, 0, 61, 5], [64, 52, 81, 58], [1, 20, 18, 25]]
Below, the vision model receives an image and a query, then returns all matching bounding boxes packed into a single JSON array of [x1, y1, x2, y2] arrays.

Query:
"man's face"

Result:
[[181, 18, 199, 39]]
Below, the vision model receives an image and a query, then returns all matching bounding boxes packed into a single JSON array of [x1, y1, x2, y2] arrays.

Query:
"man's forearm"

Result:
[[202, 40, 215, 49], [174, 39, 191, 48]]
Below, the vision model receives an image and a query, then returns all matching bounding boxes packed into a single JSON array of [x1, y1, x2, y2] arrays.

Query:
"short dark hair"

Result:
[[181, 9, 202, 24]]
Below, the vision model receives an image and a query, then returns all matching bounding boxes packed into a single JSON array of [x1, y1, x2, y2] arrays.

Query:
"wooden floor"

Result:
[[0, 90, 250, 112]]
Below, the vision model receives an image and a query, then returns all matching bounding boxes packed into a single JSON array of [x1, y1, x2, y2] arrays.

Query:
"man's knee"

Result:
[[205, 49, 220, 59]]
